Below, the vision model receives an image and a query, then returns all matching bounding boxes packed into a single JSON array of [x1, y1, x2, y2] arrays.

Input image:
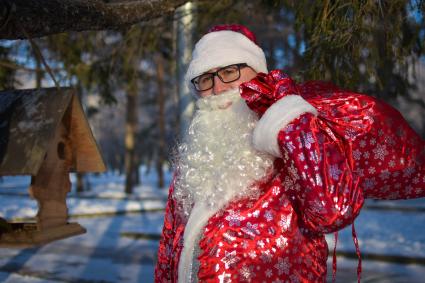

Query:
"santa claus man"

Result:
[[155, 24, 425, 283]]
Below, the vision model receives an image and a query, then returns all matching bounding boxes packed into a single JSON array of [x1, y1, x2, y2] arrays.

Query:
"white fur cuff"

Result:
[[252, 95, 318, 157]]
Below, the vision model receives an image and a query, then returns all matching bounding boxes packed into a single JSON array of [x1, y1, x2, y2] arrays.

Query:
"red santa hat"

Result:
[[185, 24, 268, 90]]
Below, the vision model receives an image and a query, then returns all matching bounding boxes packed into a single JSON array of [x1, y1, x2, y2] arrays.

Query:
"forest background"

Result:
[[1, 0, 424, 194]]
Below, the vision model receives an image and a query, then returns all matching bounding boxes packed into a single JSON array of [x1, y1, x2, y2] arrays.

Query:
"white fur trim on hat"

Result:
[[185, 30, 268, 90], [252, 95, 318, 157]]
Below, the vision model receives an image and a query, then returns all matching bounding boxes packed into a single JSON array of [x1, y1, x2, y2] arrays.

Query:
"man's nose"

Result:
[[212, 75, 229, 95]]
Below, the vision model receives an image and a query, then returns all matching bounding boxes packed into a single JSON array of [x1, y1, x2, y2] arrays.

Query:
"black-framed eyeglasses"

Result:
[[191, 63, 248, 92]]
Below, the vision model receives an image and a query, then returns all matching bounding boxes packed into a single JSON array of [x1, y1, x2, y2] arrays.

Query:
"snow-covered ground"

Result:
[[0, 170, 424, 282]]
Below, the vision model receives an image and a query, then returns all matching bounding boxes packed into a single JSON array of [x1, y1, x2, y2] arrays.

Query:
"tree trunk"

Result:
[[33, 45, 43, 88], [0, 0, 190, 39], [76, 172, 84, 193], [124, 81, 138, 195], [76, 87, 85, 193], [268, 37, 276, 70], [172, 13, 180, 140], [155, 53, 166, 188], [134, 154, 141, 186], [175, 2, 196, 139]]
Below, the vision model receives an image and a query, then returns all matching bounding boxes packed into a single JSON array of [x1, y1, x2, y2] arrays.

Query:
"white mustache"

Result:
[[195, 88, 241, 111]]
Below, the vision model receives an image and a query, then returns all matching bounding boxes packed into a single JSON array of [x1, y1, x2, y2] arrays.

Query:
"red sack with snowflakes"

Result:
[[241, 70, 425, 202]]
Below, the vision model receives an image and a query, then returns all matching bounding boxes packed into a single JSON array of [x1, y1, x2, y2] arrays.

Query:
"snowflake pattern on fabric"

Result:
[[274, 256, 291, 275], [329, 164, 342, 181], [221, 250, 240, 269], [225, 210, 245, 227], [373, 144, 388, 161]]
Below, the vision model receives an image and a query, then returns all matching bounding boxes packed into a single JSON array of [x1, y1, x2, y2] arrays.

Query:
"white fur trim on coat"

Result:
[[252, 95, 318, 157], [185, 30, 268, 91], [178, 203, 217, 283]]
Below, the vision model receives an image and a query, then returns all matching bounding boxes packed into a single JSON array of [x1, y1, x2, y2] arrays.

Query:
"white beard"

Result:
[[173, 88, 275, 219]]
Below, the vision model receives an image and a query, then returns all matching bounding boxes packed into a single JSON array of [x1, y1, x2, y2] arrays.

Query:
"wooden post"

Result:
[[29, 121, 71, 230]]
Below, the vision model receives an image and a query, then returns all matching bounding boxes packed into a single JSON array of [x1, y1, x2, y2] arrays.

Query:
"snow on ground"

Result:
[[328, 258, 425, 283], [0, 213, 163, 283], [0, 195, 165, 220], [0, 169, 425, 282], [0, 168, 171, 199], [329, 207, 425, 258], [0, 273, 61, 283], [0, 169, 170, 220]]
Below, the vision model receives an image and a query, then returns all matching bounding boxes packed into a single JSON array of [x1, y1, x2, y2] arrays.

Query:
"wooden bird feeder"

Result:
[[0, 88, 106, 248]]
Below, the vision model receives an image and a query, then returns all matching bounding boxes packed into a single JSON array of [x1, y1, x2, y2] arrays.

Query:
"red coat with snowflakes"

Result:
[[155, 70, 425, 283]]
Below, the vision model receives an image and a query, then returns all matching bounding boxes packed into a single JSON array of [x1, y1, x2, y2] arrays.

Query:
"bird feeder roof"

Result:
[[0, 88, 106, 176]]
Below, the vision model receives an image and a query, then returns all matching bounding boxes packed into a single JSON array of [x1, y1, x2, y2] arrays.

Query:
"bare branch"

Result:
[[0, 60, 49, 72]]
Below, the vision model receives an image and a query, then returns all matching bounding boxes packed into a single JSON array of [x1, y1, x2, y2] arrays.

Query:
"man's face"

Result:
[[197, 65, 258, 98]]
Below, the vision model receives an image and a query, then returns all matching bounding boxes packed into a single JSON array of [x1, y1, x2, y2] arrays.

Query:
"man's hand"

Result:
[[240, 70, 299, 117]]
